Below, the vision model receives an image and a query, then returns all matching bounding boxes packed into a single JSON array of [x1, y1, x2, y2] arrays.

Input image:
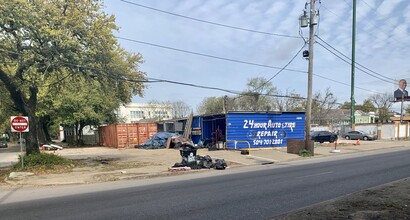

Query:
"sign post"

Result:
[[11, 116, 29, 169]]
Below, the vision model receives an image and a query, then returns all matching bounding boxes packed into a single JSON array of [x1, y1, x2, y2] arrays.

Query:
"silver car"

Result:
[[343, 131, 377, 141]]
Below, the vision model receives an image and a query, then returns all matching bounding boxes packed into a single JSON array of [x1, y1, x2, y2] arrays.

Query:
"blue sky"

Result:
[[103, 0, 410, 112]]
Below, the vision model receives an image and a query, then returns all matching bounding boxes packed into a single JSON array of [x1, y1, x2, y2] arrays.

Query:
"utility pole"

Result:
[[223, 95, 228, 114], [303, 0, 317, 148], [350, 0, 357, 127]]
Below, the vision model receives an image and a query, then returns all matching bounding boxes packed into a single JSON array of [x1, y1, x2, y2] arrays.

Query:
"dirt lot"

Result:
[[274, 178, 410, 220]]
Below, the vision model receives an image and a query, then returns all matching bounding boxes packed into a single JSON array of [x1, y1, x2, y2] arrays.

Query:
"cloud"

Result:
[[377, 0, 402, 17], [105, 0, 410, 109]]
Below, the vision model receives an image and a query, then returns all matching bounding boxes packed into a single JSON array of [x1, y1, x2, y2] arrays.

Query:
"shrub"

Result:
[[299, 149, 312, 157], [14, 152, 73, 170]]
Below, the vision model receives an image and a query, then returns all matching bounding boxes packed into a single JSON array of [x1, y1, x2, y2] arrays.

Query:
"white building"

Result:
[[116, 103, 173, 123]]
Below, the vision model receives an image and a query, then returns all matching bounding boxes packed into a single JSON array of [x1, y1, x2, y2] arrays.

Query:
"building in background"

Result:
[[116, 103, 172, 123], [354, 110, 377, 124]]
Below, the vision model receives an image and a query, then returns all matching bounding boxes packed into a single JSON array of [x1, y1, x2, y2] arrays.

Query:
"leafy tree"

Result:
[[340, 99, 376, 113], [340, 101, 351, 110], [0, 0, 145, 154], [370, 93, 393, 121], [196, 97, 225, 115], [54, 78, 120, 145], [0, 85, 18, 137], [236, 77, 277, 111], [360, 99, 377, 113]]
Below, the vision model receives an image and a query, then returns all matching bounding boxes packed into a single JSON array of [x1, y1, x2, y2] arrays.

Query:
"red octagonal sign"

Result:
[[11, 116, 29, 132]]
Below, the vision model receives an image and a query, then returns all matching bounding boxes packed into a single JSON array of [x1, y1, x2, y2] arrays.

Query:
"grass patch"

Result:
[[0, 167, 12, 183], [13, 152, 74, 175]]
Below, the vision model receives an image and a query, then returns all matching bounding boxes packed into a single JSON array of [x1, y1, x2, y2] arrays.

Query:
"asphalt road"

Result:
[[1, 149, 410, 220]]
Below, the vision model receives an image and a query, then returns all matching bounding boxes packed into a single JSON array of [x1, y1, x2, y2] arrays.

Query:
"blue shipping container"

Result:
[[226, 112, 305, 149], [191, 114, 226, 145]]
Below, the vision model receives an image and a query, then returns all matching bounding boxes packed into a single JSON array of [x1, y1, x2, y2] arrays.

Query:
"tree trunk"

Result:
[[77, 122, 85, 146], [38, 116, 52, 144], [26, 113, 39, 155], [0, 69, 40, 155], [24, 87, 40, 155]]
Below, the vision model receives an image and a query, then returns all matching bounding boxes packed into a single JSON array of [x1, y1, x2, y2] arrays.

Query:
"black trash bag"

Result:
[[195, 155, 213, 169], [196, 155, 204, 168], [198, 139, 212, 148], [173, 162, 186, 167], [240, 150, 249, 155], [208, 145, 218, 151], [202, 155, 213, 169], [213, 159, 227, 170]]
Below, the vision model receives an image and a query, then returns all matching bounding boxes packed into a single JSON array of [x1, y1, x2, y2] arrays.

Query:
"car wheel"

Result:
[[345, 136, 350, 140], [329, 137, 335, 143], [363, 136, 368, 141], [319, 141, 324, 143]]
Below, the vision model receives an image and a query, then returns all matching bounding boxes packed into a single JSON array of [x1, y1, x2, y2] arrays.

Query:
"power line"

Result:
[[119, 0, 300, 39], [232, 42, 307, 101], [324, 1, 406, 48], [315, 40, 396, 85], [316, 40, 394, 84], [0, 48, 311, 101], [264, 43, 307, 87], [312, 72, 381, 94], [316, 36, 396, 81], [361, 0, 408, 35], [0, 48, 373, 105], [146, 77, 310, 100], [315, 36, 396, 83], [146, 77, 242, 95], [117, 38, 330, 101], [240, 43, 308, 100], [0, 46, 383, 96], [116, 36, 307, 74], [113, 2, 391, 98]]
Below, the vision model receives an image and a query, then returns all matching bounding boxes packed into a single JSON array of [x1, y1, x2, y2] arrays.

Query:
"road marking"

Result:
[[297, 171, 333, 179]]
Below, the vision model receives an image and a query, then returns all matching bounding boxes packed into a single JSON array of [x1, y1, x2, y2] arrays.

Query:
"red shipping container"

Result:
[[99, 123, 158, 148]]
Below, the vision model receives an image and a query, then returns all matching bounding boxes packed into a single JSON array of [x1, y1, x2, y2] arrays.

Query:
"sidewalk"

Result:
[[1, 140, 409, 187]]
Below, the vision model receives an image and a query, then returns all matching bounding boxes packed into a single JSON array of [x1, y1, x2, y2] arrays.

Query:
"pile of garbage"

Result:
[[170, 143, 227, 170], [40, 144, 63, 151], [137, 132, 183, 149]]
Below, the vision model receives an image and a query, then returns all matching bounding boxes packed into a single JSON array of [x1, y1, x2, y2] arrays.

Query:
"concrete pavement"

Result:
[[0, 143, 23, 168], [1, 139, 409, 187]]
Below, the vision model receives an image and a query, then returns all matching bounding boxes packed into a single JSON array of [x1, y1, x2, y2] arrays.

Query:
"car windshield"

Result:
[[310, 131, 320, 136]]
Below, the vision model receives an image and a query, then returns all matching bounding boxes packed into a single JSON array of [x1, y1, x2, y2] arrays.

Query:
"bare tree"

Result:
[[146, 100, 172, 121], [171, 101, 192, 118], [369, 93, 394, 121], [274, 89, 305, 112], [311, 88, 338, 125]]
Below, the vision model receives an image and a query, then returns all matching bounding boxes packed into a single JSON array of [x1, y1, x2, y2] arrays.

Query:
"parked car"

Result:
[[0, 140, 8, 148], [1, 133, 9, 141], [310, 131, 338, 143], [343, 131, 377, 141]]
